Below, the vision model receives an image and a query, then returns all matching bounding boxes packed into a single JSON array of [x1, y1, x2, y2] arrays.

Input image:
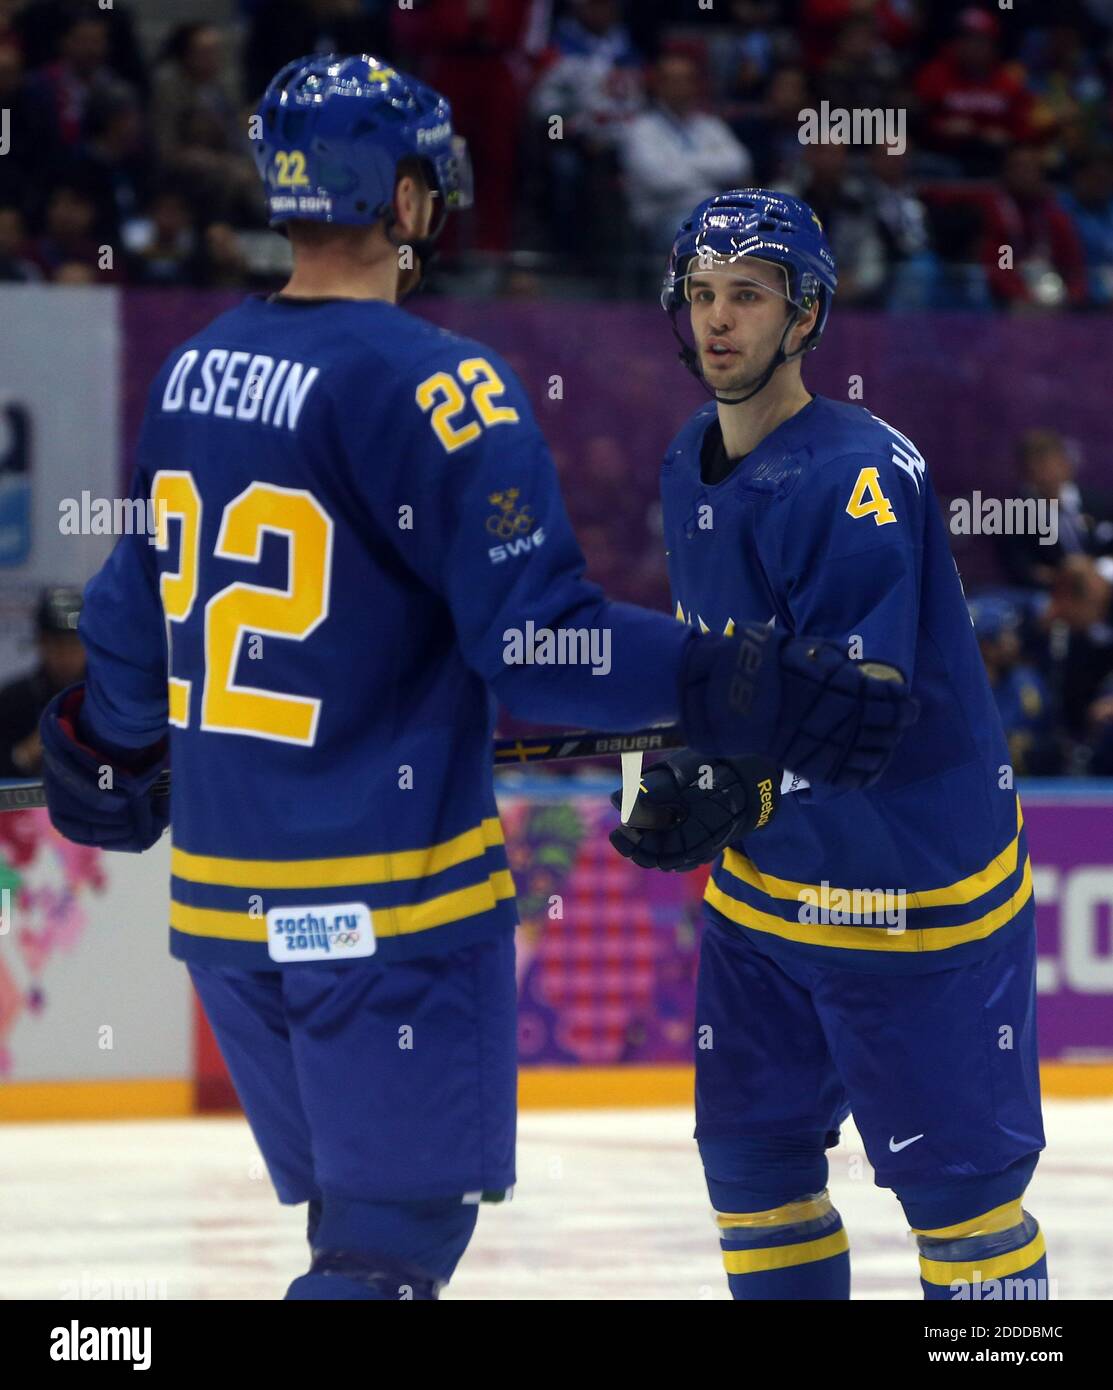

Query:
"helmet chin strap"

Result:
[[670, 306, 809, 406]]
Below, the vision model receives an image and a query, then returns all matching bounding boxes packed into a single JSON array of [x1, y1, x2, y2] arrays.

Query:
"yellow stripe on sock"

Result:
[[717, 1193, 832, 1230], [919, 1229, 1046, 1287], [723, 1227, 849, 1275], [912, 1198, 1024, 1240]]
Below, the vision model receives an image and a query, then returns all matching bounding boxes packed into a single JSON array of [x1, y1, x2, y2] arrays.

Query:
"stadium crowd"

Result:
[[0, 0, 1112, 302], [4, 0, 1113, 777]]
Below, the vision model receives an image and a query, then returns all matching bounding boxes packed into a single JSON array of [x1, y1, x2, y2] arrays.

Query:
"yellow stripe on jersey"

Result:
[[170, 868, 515, 943], [918, 1230, 1046, 1287], [721, 797, 1024, 913], [705, 857, 1032, 954], [722, 1227, 849, 1275], [171, 816, 505, 888], [911, 1198, 1025, 1240]]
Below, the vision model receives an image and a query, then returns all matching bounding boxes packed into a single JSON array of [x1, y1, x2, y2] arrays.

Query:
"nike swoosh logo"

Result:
[[889, 1133, 924, 1153]]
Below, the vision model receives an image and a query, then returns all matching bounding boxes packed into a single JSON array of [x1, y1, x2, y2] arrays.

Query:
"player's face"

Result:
[[687, 260, 801, 392]]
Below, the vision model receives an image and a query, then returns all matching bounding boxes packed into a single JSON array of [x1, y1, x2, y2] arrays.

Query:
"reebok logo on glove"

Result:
[[754, 777, 776, 829]]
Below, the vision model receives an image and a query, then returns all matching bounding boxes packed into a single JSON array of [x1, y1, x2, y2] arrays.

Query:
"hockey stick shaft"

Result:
[[0, 725, 686, 813]]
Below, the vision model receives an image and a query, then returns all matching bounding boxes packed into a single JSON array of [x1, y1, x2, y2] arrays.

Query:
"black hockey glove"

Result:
[[679, 626, 917, 790], [609, 749, 781, 872], [40, 685, 170, 853]]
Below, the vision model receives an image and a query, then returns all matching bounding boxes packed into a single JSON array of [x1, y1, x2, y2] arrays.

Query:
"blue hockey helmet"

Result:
[[252, 54, 473, 231], [661, 189, 838, 351]]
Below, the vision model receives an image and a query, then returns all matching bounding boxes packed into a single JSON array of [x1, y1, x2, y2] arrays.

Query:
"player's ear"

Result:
[[392, 173, 421, 237], [789, 300, 819, 353], [392, 159, 433, 240]]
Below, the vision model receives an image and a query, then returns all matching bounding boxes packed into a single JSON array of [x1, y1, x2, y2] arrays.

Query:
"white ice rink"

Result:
[[0, 1101, 1108, 1300]]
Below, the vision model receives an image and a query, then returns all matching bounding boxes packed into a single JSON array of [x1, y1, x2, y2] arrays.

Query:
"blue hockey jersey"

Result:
[[661, 395, 1032, 974], [80, 295, 697, 969]]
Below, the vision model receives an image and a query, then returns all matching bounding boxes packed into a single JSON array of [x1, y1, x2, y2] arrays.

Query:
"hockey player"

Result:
[[37, 69, 913, 1302], [612, 190, 1047, 1301]]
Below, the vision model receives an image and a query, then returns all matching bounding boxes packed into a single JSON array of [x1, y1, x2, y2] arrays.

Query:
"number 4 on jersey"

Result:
[[846, 466, 896, 527]]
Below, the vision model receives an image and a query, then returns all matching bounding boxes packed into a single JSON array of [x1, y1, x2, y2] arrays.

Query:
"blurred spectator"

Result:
[[1086, 670, 1113, 773], [52, 259, 96, 283], [711, 1, 787, 118], [981, 145, 1087, 309], [0, 206, 41, 281], [529, 0, 644, 266], [29, 181, 106, 279], [0, 0, 17, 48], [63, 82, 151, 247], [1020, 21, 1107, 154], [11, 0, 148, 97], [151, 19, 260, 229], [783, 142, 886, 303], [798, 0, 921, 74], [0, 586, 85, 780], [728, 63, 812, 185], [394, 0, 544, 253], [152, 23, 244, 168], [859, 138, 934, 305], [1039, 553, 1113, 745], [914, 8, 1035, 176], [167, 102, 265, 228], [969, 595, 1063, 774], [124, 186, 201, 287], [1047, 109, 1103, 184], [531, 1, 643, 146], [620, 49, 752, 256], [998, 429, 1113, 589], [916, 192, 993, 307], [198, 221, 251, 289], [30, 11, 115, 148], [0, 38, 60, 208], [1058, 150, 1113, 306], [815, 14, 904, 115]]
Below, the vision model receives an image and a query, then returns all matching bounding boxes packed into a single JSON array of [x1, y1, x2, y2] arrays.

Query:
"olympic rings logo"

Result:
[[486, 507, 534, 540]]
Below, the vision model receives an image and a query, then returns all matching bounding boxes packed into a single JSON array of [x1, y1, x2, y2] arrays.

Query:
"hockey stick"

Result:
[[0, 724, 687, 813], [0, 662, 900, 814]]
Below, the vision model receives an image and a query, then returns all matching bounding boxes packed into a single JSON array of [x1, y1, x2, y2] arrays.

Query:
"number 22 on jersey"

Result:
[[152, 473, 333, 745], [415, 357, 519, 453]]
